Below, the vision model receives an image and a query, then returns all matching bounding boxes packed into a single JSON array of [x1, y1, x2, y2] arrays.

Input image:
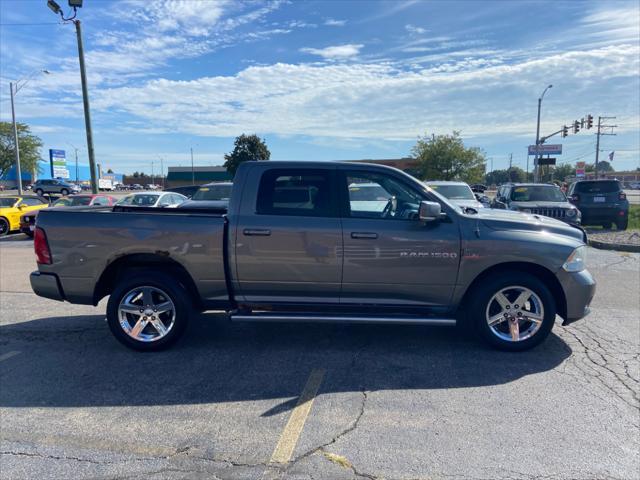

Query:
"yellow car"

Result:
[[0, 196, 49, 236]]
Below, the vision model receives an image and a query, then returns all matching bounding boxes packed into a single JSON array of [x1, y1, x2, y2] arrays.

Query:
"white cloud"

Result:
[[300, 44, 364, 59], [324, 18, 347, 27], [405, 24, 427, 35], [88, 44, 639, 142]]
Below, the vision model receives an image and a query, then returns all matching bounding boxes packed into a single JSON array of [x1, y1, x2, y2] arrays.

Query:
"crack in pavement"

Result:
[[560, 325, 639, 412]]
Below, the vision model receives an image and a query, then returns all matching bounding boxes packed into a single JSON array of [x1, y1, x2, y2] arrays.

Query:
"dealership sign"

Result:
[[49, 149, 69, 179], [528, 144, 563, 155], [576, 161, 586, 178]]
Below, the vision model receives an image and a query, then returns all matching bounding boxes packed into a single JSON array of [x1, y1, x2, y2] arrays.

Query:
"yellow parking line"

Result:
[[268, 368, 325, 465], [0, 351, 20, 362]]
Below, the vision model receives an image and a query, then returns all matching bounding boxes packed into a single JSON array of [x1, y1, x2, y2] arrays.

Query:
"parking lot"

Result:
[[0, 234, 638, 480]]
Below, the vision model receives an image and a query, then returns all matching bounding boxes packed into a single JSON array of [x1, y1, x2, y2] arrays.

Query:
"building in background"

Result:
[[166, 166, 232, 188]]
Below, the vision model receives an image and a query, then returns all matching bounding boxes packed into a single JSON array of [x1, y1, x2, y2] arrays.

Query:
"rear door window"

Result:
[[256, 169, 335, 217]]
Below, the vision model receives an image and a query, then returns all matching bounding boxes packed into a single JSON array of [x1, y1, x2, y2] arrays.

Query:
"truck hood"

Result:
[[476, 209, 585, 242]]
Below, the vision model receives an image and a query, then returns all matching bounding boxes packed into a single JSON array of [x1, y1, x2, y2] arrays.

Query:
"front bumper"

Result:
[[557, 268, 596, 326], [30, 271, 65, 301]]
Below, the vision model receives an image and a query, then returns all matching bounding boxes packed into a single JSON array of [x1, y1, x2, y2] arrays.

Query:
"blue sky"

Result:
[[1, 0, 638, 175]]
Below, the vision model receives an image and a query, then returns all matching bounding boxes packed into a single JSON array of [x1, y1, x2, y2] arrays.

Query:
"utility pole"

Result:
[[190, 147, 195, 185], [75, 20, 98, 194], [47, 2, 98, 194], [594, 116, 617, 180], [158, 156, 164, 189], [74, 148, 78, 182], [9, 83, 22, 195], [151, 160, 155, 185]]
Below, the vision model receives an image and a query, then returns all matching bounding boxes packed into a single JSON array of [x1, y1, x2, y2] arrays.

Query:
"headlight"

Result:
[[566, 209, 576, 217], [563, 246, 586, 272]]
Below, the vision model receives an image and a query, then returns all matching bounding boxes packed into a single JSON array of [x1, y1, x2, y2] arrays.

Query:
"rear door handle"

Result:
[[243, 229, 271, 236], [351, 232, 378, 239]]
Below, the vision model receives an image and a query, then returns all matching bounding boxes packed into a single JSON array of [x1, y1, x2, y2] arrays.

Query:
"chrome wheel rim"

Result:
[[118, 286, 176, 342], [485, 285, 544, 342], [0, 220, 8, 235]]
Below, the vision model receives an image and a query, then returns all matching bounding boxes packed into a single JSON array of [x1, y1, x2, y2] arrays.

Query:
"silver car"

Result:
[[425, 181, 484, 210], [115, 192, 186, 208]]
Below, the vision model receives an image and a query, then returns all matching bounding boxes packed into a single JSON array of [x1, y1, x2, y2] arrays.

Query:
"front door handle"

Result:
[[351, 232, 378, 239], [243, 229, 271, 236]]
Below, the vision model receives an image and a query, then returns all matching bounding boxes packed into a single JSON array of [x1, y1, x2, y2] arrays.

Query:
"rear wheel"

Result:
[[61, 188, 69, 196], [35, 189, 44, 196], [106, 272, 192, 351], [0, 218, 9, 236], [469, 272, 556, 351], [601, 222, 612, 230], [616, 217, 628, 230]]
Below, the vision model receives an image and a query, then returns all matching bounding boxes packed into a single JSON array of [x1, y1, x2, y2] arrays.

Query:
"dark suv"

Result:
[[491, 183, 581, 226], [32, 179, 81, 196], [568, 180, 629, 230]]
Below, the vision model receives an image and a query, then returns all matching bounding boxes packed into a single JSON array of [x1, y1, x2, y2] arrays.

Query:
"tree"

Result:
[[485, 167, 527, 185], [0, 121, 43, 178], [595, 160, 614, 172], [412, 131, 486, 183], [552, 163, 575, 182], [223, 134, 270, 176], [107, 168, 114, 174]]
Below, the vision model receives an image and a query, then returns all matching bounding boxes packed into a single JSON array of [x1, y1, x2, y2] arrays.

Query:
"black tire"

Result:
[[469, 271, 556, 351], [35, 189, 44, 196], [601, 222, 612, 230], [616, 217, 628, 231], [0, 218, 9, 236], [106, 271, 192, 351], [61, 188, 69, 196]]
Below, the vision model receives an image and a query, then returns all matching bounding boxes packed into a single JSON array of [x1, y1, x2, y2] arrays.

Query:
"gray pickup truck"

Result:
[[30, 161, 595, 352]]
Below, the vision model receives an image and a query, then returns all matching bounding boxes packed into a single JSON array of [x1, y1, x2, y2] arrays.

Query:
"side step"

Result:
[[229, 312, 456, 326]]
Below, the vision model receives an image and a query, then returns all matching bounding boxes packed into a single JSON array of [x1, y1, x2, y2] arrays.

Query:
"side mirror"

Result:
[[419, 201, 441, 222], [18, 204, 26, 209], [158, 203, 169, 208]]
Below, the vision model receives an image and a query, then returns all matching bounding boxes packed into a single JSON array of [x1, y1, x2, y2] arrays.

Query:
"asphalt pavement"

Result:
[[0, 234, 638, 480]]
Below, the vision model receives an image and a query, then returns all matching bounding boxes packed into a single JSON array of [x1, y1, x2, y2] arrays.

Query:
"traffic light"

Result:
[[586, 114, 593, 129], [562, 125, 569, 138], [580, 118, 585, 129], [573, 120, 580, 134]]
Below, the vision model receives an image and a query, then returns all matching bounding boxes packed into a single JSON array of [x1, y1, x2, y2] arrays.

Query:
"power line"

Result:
[[0, 22, 62, 26]]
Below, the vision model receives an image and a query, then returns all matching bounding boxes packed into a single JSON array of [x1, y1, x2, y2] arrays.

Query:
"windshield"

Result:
[[0, 197, 19, 207], [54, 197, 92, 207], [427, 184, 475, 200], [574, 181, 620, 194], [510, 186, 566, 202], [192, 184, 233, 201], [117, 194, 159, 206]]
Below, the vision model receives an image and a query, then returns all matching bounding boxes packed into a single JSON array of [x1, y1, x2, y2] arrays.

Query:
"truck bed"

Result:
[[34, 206, 229, 306]]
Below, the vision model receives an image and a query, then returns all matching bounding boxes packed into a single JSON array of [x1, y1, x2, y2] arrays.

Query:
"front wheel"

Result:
[[0, 218, 9, 236], [469, 272, 556, 351], [106, 272, 192, 351], [35, 189, 44, 196], [61, 188, 69, 196]]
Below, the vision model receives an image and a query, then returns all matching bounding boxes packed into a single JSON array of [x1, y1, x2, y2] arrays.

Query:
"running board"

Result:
[[229, 312, 456, 326]]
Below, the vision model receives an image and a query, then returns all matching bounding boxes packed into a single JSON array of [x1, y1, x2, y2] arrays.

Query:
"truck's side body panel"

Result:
[[35, 208, 227, 305]]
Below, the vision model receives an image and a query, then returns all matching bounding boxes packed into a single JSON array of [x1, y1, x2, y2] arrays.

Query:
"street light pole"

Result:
[[534, 84, 553, 183], [190, 147, 195, 185], [74, 19, 98, 194], [9, 82, 23, 195]]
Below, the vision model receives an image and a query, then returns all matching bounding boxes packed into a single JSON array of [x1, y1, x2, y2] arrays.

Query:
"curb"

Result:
[[588, 238, 640, 253]]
